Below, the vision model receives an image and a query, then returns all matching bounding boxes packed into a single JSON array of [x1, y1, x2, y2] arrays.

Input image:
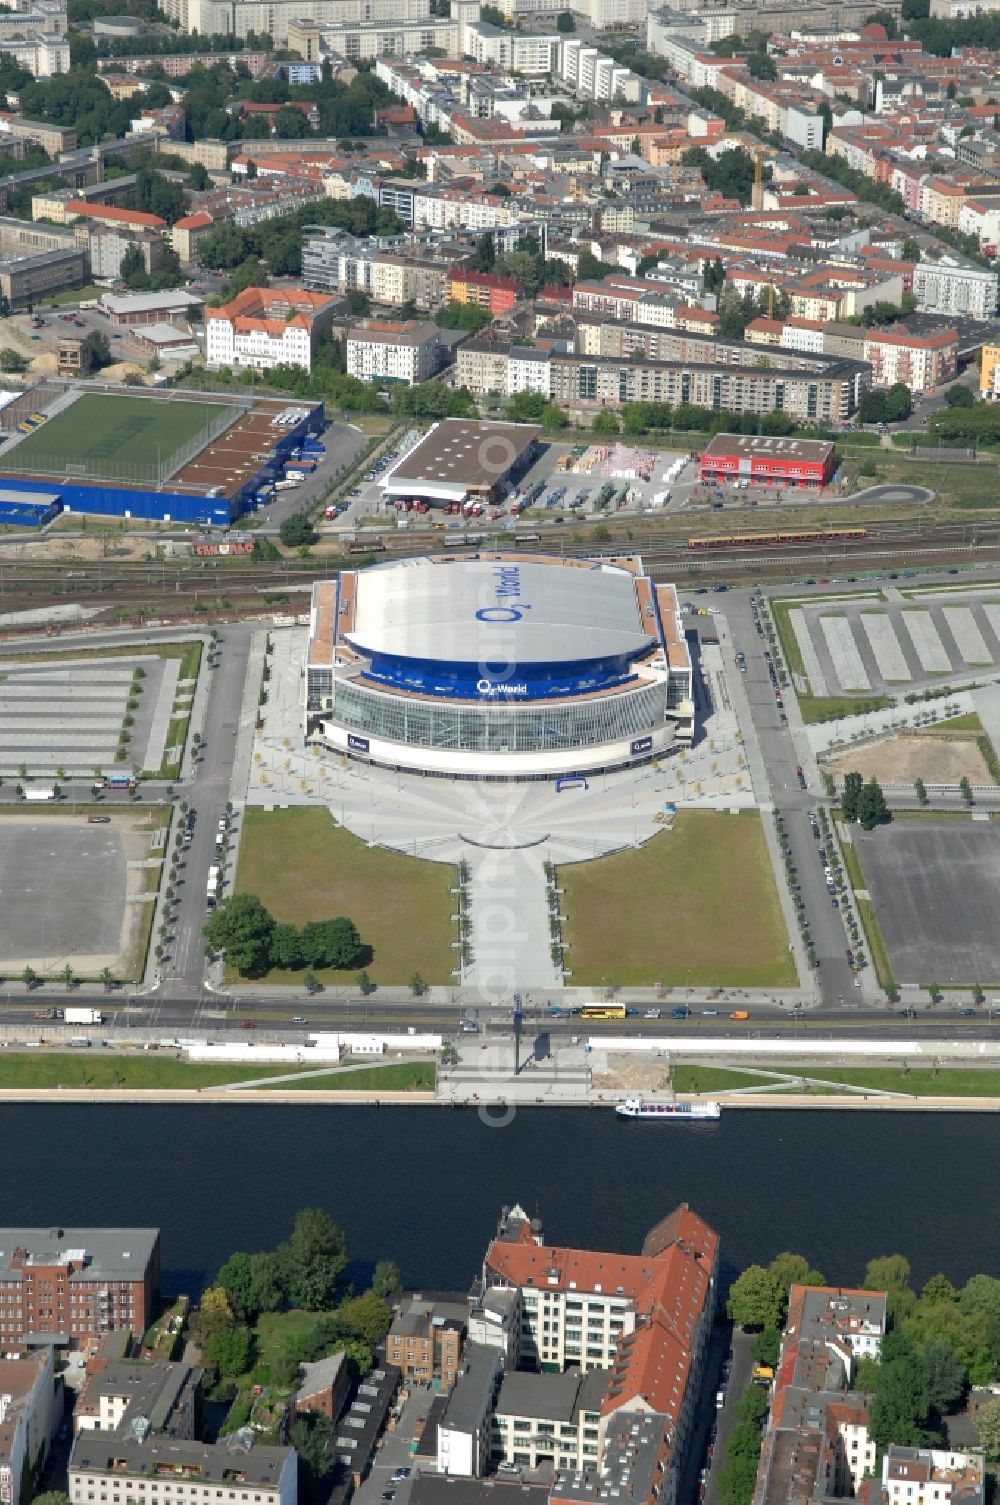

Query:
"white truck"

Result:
[[65, 1007, 104, 1026], [23, 785, 56, 801]]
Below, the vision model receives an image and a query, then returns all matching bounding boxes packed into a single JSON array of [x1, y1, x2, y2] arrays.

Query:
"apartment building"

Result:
[[863, 326, 957, 392], [0, 34, 69, 75], [386, 1298, 466, 1385], [0, 1349, 58, 1505], [69, 1432, 296, 1505], [301, 230, 457, 310], [491, 1369, 608, 1472], [206, 287, 339, 372], [881, 1447, 985, 1505], [0, 1229, 160, 1350], [346, 319, 441, 385], [0, 116, 74, 153], [449, 269, 518, 316], [753, 1285, 887, 1505], [462, 1204, 719, 1505], [913, 253, 999, 320], [73, 1359, 200, 1439]]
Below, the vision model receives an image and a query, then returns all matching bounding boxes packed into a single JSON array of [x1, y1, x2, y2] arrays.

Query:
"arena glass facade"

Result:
[[307, 556, 694, 780]]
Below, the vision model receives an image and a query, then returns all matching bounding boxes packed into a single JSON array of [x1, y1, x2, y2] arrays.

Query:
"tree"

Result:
[[372, 1259, 401, 1299], [858, 776, 889, 830], [752, 1326, 781, 1367], [203, 893, 275, 978], [189, 160, 210, 191], [768, 1251, 826, 1296], [341, 1290, 392, 1346], [884, 381, 913, 421], [33, 1493, 70, 1505], [593, 411, 619, 434], [556, 8, 575, 26], [280, 513, 318, 549], [0, 347, 29, 372], [299, 917, 364, 969], [409, 971, 427, 997], [914, 777, 927, 806], [290, 1413, 334, 1492], [869, 1357, 929, 1447], [216, 1250, 284, 1320], [944, 384, 974, 407], [727, 1265, 785, 1330], [842, 770, 864, 821], [271, 922, 304, 970], [920, 1338, 967, 1414], [864, 1254, 914, 1318], [205, 1322, 254, 1377], [83, 330, 112, 369], [347, 289, 370, 316], [268, 1344, 302, 1389], [22, 965, 36, 989], [279, 1207, 349, 1311], [198, 1285, 236, 1340], [974, 1395, 1000, 1457]]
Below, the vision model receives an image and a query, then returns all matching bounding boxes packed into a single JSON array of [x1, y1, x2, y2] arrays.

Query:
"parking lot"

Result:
[[0, 651, 178, 778], [352, 1384, 437, 1505], [856, 820, 1000, 985], [0, 811, 155, 974], [789, 593, 1000, 697]]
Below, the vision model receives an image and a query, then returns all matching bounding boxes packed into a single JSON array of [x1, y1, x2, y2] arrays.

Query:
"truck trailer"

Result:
[[23, 785, 56, 801], [64, 1007, 104, 1025]]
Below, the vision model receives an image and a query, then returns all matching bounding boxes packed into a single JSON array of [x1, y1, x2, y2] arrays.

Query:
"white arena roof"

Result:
[[347, 557, 653, 665]]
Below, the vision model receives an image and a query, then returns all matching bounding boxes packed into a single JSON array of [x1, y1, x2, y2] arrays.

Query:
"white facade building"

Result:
[[913, 253, 999, 320], [346, 320, 440, 385], [206, 286, 339, 372]]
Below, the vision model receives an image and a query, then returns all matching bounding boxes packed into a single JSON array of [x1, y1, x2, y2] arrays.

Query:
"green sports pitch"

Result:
[[5, 394, 241, 484]]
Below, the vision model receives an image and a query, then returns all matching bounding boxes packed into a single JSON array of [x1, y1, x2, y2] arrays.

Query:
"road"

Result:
[[703, 1330, 754, 1505], [722, 592, 857, 1008], [257, 419, 369, 532], [162, 624, 254, 995]]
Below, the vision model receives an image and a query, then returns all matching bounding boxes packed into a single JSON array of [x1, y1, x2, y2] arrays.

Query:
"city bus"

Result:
[[580, 1004, 628, 1021]]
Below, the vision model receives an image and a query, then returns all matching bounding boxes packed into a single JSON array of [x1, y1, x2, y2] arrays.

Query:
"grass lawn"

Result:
[[43, 284, 105, 306], [813, 1067, 1000, 1096], [255, 1311, 327, 1374], [935, 712, 984, 732], [559, 811, 795, 988], [672, 1065, 773, 1092], [6, 394, 238, 480], [234, 807, 455, 985], [0, 1054, 308, 1090], [260, 1062, 435, 1092]]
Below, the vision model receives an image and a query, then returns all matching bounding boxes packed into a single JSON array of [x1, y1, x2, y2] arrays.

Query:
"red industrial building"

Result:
[[699, 433, 837, 489]]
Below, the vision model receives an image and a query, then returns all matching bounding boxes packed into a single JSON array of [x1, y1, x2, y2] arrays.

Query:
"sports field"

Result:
[[560, 811, 796, 988], [5, 394, 239, 483]]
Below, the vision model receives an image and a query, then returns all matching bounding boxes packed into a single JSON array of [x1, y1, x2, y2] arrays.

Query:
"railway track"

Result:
[[1, 518, 999, 621]]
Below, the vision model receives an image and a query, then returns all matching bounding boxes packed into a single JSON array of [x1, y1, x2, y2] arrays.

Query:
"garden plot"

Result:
[[860, 613, 911, 683], [943, 606, 992, 666], [900, 611, 951, 674], [820, 615, 870, 692]]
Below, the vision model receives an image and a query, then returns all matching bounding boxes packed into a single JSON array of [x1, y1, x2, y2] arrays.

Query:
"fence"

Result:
[[3, 401, 244, 487]]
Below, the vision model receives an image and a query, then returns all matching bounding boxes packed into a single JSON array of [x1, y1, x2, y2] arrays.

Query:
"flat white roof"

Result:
[[348, 557, 652, 665]]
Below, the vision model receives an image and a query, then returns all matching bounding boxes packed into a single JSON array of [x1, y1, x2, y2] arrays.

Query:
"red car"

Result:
[[240, 1020, 256, 1029]]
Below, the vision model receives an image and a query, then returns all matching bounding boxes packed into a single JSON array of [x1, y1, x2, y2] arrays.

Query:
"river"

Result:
[[6, 1104, 997, 1294]]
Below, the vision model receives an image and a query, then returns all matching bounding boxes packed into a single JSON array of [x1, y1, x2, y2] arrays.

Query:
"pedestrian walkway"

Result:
[[464, 847, 559, 996]]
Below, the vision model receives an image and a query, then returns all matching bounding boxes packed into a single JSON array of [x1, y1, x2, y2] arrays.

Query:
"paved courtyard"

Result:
[[0, 813, 159, 974], [788, 591, 1000, 697], [855, 821, 1000, 985], [0, 652, 179, 778]]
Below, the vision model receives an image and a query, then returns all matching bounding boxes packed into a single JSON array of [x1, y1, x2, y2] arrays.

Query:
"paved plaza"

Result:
[[789, 591, 1000, 697], [855, 821, 1000, 986], [0, 652, 179, 778], [236, 627, 758, 990]]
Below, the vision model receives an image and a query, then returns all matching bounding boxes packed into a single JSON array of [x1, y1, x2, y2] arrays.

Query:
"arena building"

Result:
[[381, 418, 541, 509], [305, 553, 693, 779]]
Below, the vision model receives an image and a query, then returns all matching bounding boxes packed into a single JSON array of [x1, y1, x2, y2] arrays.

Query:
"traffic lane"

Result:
[[780, 805, 857, 1005], [704, 1329, 756, 1505]]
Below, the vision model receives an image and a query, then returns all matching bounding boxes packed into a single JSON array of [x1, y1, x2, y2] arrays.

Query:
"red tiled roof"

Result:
[[65, 200, 166, 228]]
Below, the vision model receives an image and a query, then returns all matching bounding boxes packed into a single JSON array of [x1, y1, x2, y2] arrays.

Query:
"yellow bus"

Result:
[[580, 1005, 627, 1021]]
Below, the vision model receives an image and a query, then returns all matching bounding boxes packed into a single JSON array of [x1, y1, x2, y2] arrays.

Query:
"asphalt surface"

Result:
[[722, 593, 857, 1007], [169, 626, 253, 994]]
